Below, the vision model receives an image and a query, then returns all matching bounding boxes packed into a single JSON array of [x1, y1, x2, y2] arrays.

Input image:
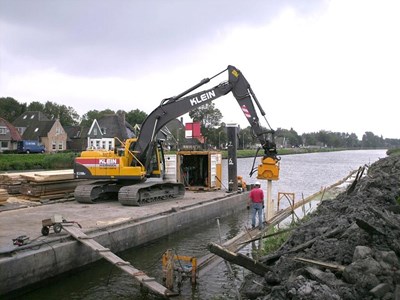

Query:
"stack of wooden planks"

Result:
[[0, 172, 29, 194], [20, 170, 77, 201], [0, 188, 9, 205], [0, 170, 81, 202]]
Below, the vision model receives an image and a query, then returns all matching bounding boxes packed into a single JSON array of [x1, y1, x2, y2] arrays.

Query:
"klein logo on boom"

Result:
[[189, 90, 216, 106], [99, 158, 119, 167]]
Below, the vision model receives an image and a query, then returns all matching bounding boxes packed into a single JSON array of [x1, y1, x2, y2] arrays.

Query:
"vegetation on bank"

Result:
[[387, 148, 400, 156], [0, 152, 77, 171], [220, 147, 346, 159]]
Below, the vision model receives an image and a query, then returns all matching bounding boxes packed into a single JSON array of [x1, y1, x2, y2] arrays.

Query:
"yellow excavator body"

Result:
[[74, 137, 166, 182], [76, 149, 146, 178]]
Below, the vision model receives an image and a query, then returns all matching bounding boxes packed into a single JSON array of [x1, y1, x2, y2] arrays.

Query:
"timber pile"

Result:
[[0, 170, 79, 202], [239, 155, 400, 300], [0, 188, 9, 205], [0, 172, 29, 194]]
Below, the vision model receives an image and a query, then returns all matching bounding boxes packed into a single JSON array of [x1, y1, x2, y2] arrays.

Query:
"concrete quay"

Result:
[[0, 190, 248, 296]]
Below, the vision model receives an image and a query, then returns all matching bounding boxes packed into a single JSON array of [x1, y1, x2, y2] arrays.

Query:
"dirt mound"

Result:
[[242, 154, 400, 300]]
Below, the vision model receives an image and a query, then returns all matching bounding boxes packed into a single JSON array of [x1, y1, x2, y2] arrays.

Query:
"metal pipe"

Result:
[[172, 78, 210, 101]]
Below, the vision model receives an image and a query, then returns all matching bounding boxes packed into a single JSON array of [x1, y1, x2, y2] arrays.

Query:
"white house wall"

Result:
[[87, 138, 114, 150]]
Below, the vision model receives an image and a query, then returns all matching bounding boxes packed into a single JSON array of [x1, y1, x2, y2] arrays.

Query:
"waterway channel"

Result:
[[14, 149, 387, 300]]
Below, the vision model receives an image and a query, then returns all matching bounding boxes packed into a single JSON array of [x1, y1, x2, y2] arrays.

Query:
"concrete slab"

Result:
[[0, 190, 225, 249]]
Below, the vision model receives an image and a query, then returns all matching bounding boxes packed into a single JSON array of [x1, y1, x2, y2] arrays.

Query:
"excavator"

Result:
[[74, 65, 280, 206]]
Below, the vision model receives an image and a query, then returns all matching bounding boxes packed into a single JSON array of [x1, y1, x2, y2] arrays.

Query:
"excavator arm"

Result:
[[135, 65, 279, 179]]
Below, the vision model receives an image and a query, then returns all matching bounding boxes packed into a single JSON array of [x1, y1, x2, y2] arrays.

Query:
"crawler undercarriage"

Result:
[[74, 181, 185, 206]]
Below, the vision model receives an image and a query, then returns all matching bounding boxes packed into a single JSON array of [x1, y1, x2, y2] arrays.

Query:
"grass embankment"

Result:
[[387, 148, 400, 156], [221, 147, 343, 159], [0, 152, 77, 171]]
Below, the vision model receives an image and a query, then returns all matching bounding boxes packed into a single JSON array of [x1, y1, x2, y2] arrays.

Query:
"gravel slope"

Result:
[[242, 154, 400, 300]]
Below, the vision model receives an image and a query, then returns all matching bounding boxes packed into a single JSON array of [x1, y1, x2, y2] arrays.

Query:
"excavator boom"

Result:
[[135, 65, 279, 175]]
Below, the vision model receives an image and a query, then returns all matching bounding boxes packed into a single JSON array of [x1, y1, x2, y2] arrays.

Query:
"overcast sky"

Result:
[[1, 0, 399, 139]]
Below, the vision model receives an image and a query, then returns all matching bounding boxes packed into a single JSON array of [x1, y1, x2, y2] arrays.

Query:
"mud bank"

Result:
[[242, 154, 400, 300]]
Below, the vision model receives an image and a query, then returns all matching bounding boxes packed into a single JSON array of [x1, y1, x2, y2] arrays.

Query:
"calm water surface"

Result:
[[15, 150, 386, 300]]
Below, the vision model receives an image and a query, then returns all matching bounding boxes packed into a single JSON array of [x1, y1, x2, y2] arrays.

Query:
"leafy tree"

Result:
[[344, 133, 360, 148], [189, 103, 223, 147], [301, 133, 317, 146], [238, 127, 254, 149], [217, 124, 227, 149], [275, 127, 302, 147], [361, 131, 384, 148], [385, 138, 400, 148], [316, 130, 331, 147], [189, 103, 222, 128], [0, 97, 26, 122], [43, 101, 80, 126], [27, 101, 45, 111], [80, 109, 115, 127], [125, 109, 147, 125]]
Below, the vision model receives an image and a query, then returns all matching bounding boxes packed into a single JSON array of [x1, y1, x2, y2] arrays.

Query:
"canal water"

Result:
[[15, 150, 386, 300]]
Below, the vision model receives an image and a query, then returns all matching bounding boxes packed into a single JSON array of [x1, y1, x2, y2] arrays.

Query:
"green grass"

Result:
[[387, 148, 400, 156], [261, 227, 292, 254], [259, 214, 313, 256], [220, 147, 345, 159], [0, 152, 77, 171]]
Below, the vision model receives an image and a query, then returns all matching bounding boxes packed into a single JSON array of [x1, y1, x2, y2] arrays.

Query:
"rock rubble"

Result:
[[242, 154, 400, 300]]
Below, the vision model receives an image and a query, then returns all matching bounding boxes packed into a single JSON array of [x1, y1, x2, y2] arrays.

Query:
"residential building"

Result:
[[0, 117, 22, 152], [86, 114, 135, 150], [13, 111, 67, 152], [64, 125, 89, 152]]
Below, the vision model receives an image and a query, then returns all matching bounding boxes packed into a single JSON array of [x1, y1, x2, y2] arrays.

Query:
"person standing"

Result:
[[248, 181, 264, 229]]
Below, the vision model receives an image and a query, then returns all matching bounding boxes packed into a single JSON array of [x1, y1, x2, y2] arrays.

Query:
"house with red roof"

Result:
[[0, 117, 22, 152]]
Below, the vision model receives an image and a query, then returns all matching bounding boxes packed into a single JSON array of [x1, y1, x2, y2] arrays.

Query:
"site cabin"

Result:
[[165, 151, 222, 191], [17, 140, 45, 154]]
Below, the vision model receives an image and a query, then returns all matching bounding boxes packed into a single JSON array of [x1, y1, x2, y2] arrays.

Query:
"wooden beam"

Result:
[[293, 257, 345, 272], [207, 242, 270, 276], [62, 224, 177, 298]]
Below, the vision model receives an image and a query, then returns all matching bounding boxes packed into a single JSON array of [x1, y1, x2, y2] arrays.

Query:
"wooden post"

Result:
[[265, 180, 274, 222], [191, 257, 197, 285], [165, 249, 174, 290]]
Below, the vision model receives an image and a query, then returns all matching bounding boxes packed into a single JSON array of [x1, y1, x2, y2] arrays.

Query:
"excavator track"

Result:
[[118, 182, 185, 206], [74, 182, 122, 204], [74, 181, 185, 205]]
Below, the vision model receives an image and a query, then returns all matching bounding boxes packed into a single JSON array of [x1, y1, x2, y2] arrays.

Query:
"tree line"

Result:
[[1, 97, 399, 149], [0, 97, 147, 128]]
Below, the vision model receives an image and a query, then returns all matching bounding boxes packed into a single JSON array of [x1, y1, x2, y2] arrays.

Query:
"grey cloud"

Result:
[[0, 0, 324, 77]]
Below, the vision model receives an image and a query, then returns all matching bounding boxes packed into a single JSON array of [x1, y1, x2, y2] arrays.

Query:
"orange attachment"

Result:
[[237, 176, 247, 191], [257, 157, 280, 181], [162, 251, 197, 285]]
